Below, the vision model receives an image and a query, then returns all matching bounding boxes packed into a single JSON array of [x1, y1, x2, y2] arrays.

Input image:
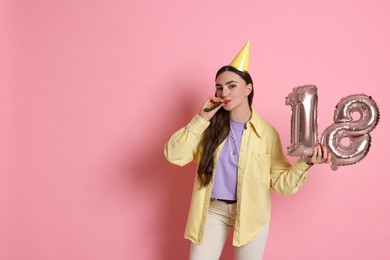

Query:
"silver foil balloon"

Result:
[[321, 94, 379, 171], [285, 85, 318, 158]]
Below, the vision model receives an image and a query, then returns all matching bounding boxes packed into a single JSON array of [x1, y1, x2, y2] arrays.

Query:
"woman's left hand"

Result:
[[305, 144, 332, 165]]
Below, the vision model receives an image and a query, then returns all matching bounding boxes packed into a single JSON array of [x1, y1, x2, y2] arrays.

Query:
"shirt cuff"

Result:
[[186, 114, 210, 136], [295, 158, 313, 172]]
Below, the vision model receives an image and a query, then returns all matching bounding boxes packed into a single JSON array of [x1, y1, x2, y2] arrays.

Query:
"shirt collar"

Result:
[[246, 110, 264, 138]]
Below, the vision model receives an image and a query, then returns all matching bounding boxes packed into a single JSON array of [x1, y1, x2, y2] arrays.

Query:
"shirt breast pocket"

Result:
[[247, 152, 271, 183]]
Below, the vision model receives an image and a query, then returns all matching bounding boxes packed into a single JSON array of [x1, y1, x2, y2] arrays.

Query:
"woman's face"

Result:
[[215, 71, 252, 112]]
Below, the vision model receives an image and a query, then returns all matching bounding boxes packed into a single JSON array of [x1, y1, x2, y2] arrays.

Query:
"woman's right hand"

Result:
[[199, 96, 224, 121]]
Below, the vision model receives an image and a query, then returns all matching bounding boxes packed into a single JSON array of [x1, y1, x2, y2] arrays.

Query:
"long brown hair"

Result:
[[197, 66, 254, 187]]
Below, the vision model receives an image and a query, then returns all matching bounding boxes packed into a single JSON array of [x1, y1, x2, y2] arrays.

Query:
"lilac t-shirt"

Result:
[[211, 119, 245, 200]]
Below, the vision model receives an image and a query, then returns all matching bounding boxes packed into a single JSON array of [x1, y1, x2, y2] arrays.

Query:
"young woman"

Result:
[[164, 43, 331, 260]]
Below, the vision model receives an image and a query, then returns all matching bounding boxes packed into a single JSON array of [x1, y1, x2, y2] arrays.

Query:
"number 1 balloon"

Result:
[[285, 85, 318, 158]]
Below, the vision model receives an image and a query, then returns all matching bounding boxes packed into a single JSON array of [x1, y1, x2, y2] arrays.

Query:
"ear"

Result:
[[245, 83, 253, 96]]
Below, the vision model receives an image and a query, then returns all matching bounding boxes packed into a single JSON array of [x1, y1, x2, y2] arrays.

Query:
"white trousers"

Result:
[[189, 199, 270, 260]]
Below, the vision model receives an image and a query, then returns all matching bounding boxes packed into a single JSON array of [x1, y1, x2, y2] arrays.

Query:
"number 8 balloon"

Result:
[[321, 94, 380, 170]]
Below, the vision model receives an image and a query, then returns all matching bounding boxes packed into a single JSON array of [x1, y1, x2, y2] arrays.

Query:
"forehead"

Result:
[[215, 71, 244, 84]]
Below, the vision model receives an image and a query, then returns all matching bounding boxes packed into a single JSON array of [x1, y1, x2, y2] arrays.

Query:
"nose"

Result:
[[222, 87, 229, 98]]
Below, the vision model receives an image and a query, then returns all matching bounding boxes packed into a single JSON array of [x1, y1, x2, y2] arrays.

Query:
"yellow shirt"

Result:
[[164, 110, 312, 247]]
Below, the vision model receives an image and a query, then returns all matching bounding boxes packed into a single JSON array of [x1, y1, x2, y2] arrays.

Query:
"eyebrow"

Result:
[[215, 80, 237, 87]]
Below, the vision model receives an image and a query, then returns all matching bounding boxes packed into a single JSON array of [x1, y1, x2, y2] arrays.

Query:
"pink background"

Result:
[[1, 0, 389, 259]]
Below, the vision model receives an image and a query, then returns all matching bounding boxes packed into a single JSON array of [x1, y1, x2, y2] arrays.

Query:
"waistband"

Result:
[[211, 198, 237, 204]]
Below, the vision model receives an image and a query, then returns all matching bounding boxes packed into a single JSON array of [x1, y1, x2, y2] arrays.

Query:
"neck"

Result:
[[229, 105, 252, 124]]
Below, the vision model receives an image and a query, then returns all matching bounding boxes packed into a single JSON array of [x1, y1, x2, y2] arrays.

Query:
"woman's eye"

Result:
[[216, 87, 223, 91], [228, 84, 236, 89]]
